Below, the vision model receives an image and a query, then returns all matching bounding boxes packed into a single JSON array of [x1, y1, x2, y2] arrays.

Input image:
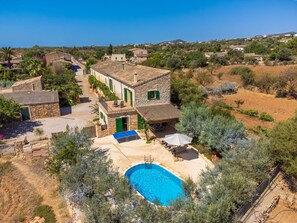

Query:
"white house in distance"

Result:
[[230, 45, 245, 51]]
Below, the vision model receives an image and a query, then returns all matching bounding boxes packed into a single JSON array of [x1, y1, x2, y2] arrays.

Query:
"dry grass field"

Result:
[[217, 64, 297, 80], [205, 65, 297, 128], [219, 89, 297, 129], [0, 157, 70, 222]]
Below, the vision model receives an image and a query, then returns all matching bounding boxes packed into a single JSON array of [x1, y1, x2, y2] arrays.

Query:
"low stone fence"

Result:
[[233, 165, 281, 222]]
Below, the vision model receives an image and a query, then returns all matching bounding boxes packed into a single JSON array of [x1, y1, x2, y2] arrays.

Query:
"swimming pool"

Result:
[[125, 163, 186, 206]]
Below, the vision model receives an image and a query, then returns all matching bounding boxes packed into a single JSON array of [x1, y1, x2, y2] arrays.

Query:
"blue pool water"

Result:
[[125, 163, 186, 206]]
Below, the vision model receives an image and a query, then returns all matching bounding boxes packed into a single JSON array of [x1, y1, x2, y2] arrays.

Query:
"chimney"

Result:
[[134, 72, 137, 84], [122, 63, 124, 71]]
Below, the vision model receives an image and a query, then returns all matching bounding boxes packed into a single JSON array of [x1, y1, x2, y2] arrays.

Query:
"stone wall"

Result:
[[29, 103, 60, 120], [12, 77, 43, 92], [134, 73, 171, 107]]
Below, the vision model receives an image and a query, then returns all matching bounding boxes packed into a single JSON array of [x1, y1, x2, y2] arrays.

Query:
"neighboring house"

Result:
[[129, 48, 148, 63], [1, 91, 60, 120], [0, 56, 23, 68], [90, 61, 180, 136], [45, 51, 72, 66], [110, 54, 126, 62], [0, 76, 60, 121]]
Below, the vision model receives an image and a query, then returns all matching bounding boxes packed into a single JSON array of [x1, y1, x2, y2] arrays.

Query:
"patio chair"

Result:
[[120, 101, 125, 108], [114, 100, 119, 107]]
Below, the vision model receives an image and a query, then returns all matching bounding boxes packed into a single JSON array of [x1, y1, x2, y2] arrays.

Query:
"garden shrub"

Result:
[[229, 66, 252, 75], [239, 109, 259, 117], [0, 80, 14, 88], [241, 71, 255, 87], [210, 82, 237, 96], [259, 112, 274, 122], [33, 205, 56, 223], [212, 100, 233, 110], [88, 75, 118, 101], [229, 66, 255, 87], [220, 82, 237, 94]]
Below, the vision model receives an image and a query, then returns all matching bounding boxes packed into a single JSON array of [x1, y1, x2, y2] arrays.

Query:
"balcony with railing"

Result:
[[98, 97, 135, 115]]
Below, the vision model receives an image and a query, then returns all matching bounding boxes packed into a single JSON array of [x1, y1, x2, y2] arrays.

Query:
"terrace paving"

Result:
[[92, 135, 213, 182]]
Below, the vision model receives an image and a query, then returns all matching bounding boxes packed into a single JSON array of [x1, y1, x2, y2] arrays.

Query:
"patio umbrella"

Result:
[[163, 133, 192, 146], [0, 134, 4, 139]]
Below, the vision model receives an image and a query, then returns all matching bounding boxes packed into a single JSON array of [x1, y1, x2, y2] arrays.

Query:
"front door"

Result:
[[21, 107, 31, 121], [115, 117, 129, 132]]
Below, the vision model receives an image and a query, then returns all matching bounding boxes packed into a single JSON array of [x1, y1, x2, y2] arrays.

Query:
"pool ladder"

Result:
[[144, 155, 154, 164]]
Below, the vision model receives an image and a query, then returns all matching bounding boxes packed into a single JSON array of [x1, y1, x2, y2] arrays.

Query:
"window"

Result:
[[147, 90, 160, 100]]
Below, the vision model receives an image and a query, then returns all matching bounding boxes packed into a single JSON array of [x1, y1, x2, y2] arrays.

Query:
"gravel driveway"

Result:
[[2, 65, 98, 142]]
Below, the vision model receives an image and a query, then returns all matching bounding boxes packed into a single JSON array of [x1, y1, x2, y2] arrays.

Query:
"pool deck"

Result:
[[92, 135, 213, 182]]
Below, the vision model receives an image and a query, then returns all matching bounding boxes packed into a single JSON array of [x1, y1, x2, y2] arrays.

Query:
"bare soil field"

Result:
[[267, 199, 297, 223], [0, 157, 70, 223], [219, 89, 297, 128]]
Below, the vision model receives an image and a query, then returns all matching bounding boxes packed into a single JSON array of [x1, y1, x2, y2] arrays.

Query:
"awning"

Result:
[[136, 104, 180, 123]]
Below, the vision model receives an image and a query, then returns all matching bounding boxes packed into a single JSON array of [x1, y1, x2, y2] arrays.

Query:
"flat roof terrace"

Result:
[[98, 99, 135, 114]]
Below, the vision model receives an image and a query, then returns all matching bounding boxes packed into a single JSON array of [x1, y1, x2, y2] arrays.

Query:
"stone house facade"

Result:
[[129, 48, 148, 63], [110, 54, 126, 62], [0, 76, 60, 121], [1, 91, 60, 121], [90, 61, 180, 136]]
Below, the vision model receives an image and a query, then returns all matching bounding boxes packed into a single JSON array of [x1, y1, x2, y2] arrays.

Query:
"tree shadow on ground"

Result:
[[284, 175, 297, 192], [80, 97, 91, 103], [0, 121, 42, 139], [176, 147, 199, 161], [71, 65, 81, 72], [60, 106, 72, 116]]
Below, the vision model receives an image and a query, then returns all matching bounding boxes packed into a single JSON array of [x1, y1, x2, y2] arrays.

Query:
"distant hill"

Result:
[[160, 39, 187, 44]]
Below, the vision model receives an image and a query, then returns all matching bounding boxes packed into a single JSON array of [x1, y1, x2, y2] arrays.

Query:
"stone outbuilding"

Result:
[[90, 61, 180, 136], [0, 76, 60, 121], [1, 91, 60, 120]]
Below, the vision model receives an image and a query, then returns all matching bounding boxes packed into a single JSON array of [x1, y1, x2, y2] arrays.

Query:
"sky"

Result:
[[0, 0, 296, 47]]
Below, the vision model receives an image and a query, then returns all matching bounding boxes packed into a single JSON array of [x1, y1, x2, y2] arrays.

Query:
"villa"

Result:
[[90, 61, 180, 136]]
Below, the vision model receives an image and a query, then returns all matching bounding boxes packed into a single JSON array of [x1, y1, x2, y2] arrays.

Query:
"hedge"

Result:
[[89, 75, 118, 101]]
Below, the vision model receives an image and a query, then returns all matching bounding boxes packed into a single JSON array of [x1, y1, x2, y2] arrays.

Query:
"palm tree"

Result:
[[27, 58, 43, 77], [1, 47, 13, 69]]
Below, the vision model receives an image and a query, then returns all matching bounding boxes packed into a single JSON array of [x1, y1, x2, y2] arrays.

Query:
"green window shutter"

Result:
[[100, 112, 103, 119], [147, 91, 151, 100], [138, 114, 145, 129], [130, 91, 133, 106], [116, 118, 123, 132], [109, 79, 113, 91], [156, 90, 160, 100], [124, 88, 128, 102]]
